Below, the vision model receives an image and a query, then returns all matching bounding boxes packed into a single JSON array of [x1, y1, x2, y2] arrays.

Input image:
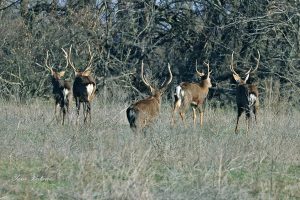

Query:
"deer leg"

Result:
[[171, 102, 178, 126], [62, 107, 66, 125], [172, 99, 182, 126], [83, 102, 87, 123], [253, 105, 258, 124], [60, 102, 65, 125], [75, 98, 80, 124], [245, 109, 251, 133], [192, 107, 197, 127], [54, 101, 60, 122], [65, 97, 70, 124], [87, 102, 91, 124], [179, 112, 187, 128], [59, 98, 66, 125], [199, 111, 204, 128], [235, 107, 243, 134]]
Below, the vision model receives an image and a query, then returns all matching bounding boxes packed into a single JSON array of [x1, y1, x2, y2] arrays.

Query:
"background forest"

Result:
[[0, 0, 299, 107], [0, 1, 300, 199]]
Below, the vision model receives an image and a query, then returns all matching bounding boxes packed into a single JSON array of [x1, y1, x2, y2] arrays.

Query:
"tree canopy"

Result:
[[0, 0, 299, 107]]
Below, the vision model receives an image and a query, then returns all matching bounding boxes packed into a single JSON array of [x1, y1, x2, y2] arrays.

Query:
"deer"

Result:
[[44, 50, 72, 125], [172, 61, 212, 128], [62, 45, 96, 124], [230, 50, 260, 134], [126, 61, 173, 133]]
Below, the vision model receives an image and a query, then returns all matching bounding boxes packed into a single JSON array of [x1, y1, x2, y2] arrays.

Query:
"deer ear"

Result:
[[58, 71, 66, 77], [244, 73, 250, 83], [82, 70, 92, 76], [232, 74, 241, 83], [196, 71, 205, 77]]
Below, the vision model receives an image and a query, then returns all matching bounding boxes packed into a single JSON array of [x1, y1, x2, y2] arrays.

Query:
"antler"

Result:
[[251, 50, 260, 73], [160, 63, 173, 91], [62, 45, 77, 73], [230, 51, 240, 77], [45, 50, 54, 73], [60, 49, 69, 70], [196, 60, 205, 77], [140, 60, 155, 93], [203, 61, 211, 77], [85, 44, 94, 72]]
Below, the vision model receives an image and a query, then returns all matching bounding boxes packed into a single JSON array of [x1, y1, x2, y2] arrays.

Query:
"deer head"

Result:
[[230, 50, 260, 85], [196, 61, 212, 88], [45, 50, 68, 79], [62, 44, 94, 77], [140, 60, 173, 99]]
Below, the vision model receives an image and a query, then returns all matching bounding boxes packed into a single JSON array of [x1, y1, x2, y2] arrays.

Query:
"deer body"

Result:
[[230, 51, 260, 133], [62, 45, 96, 124], [172, 63, 212, 127], [126, 62, 172, 133], [51, 72, 72, 125], [127, 93, 161, 131], [52, 75, 72, 107], [73, 74, 96, 123], [44, 51, 71, 125], [235, 82, 259, 133]]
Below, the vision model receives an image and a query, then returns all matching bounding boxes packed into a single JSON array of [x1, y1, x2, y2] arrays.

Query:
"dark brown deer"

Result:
[[126, 61, 173, 133], [230, 50, 260, 134], [172, 62, 212, 128], [62, 45, 96, 124], [45, 50, 72, 125]]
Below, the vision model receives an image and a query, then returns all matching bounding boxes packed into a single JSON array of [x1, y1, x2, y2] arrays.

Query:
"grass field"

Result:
[[0, 99, 299, 199]]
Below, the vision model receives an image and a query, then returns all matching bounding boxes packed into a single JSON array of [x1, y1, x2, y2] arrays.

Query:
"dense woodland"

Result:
[[0, 0, 299, 107]]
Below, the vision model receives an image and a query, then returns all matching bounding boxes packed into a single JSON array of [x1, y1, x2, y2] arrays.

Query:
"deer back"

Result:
[[180, 81, 210, 105], [133, 96, 161, 120], [73, 75, 96, 101], [235, 84, 250, 106]]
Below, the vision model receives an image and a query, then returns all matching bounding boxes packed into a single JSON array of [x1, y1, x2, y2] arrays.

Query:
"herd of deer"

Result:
[[44, 45, 96, 125], [44, 46, 260, 134]]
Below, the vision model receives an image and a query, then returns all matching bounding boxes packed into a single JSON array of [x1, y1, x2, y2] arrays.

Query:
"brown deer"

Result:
[[62, 45, 96, 124], [230, 50, 260, 134], [126, 61, 173, 133], [44, 50, 72, 125], [172, 62, 212, 128]]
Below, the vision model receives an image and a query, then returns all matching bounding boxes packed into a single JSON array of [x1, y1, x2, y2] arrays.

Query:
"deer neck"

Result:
[[199, 79, 211, 89], [152, 92, 162, 104]]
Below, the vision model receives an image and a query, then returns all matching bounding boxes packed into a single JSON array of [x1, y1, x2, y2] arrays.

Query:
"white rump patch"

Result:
[[86, 84, 94, 99], [248, 94, 256, 106], [191, 101, 197, 106], [175, 85, 185, 107], [175, 86, 185, 99], [63, 88, 69, 102]]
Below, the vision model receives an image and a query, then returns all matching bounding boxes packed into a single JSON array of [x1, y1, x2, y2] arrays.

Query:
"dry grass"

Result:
[[0, 98, 299, 199]]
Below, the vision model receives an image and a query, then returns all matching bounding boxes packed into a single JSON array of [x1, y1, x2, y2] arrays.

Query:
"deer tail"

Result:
[[126, 105, 138, 129], [63, 88, 70, 104]]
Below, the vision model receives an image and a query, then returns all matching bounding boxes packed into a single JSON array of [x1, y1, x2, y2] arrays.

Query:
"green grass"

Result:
[[0, 99, 299, 199]]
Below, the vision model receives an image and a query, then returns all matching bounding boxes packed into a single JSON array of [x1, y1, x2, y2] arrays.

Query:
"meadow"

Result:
[[0, 98, 299, 199]]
